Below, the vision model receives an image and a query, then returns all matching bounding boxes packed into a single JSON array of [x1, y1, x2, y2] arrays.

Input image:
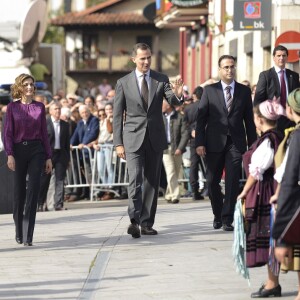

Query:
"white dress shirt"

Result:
[[135, 69, 150, 96], [51, 117, 60, 149], [221, 80, 235, 107]]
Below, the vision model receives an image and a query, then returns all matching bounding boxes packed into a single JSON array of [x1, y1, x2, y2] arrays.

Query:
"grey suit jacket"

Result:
[[113, 69, 183, 153]]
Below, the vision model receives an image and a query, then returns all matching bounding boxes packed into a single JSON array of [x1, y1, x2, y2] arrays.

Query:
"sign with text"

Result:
[[233, 0, 272, 31]]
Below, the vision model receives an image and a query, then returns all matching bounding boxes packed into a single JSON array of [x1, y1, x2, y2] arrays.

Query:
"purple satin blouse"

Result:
[[4, 100, 52, 159]]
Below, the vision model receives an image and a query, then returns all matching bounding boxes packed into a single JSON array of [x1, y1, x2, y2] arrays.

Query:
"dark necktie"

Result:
[[141, 74, 149, 107], [280, 70, 287, 108], [225, 86, 233, 112]]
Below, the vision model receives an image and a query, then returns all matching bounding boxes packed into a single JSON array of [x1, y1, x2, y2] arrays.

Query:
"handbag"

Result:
[[279, 206, 300, 245]]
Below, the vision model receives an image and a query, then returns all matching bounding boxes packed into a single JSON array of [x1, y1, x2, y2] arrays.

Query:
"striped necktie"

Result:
[[225, 86, 233, 112]]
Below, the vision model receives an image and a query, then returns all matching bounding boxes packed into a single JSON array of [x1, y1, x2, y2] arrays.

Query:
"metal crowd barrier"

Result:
[[65, 145, 246, 201], [65, 145, 128, 201]]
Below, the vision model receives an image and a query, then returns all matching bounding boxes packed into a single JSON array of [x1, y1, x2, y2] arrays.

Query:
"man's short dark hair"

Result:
[[132, 43, 151, 57], [273, 45, 288, 57], [218, 55, 236, 67], [193, 86, 204, 100]]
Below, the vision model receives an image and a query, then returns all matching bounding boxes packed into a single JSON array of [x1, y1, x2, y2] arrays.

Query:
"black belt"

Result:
[[18, 140, 41, 146], [53, 149, 61, 152]]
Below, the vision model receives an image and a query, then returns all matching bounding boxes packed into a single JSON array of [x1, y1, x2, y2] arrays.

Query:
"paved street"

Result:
[[0, 198, 298, 300]]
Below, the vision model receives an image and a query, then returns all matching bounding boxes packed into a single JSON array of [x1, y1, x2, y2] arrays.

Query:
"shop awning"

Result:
[[170, 0, 208, 7]]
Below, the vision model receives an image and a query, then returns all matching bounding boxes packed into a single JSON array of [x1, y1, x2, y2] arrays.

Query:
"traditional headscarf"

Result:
[[259, 97, 286, 120], [287, 88, 300, 113]]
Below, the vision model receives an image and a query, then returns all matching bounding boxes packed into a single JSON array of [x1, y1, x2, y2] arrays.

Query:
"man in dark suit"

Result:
[[195, 55, 257, 231], [113, 43, 183, 238], [254, 45, 300, 133], [38, 102, 70, 211], [184, 86, 206, 200]]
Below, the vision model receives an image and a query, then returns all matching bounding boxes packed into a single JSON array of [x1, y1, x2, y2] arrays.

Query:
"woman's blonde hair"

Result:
[[10, 73, 36, 99]]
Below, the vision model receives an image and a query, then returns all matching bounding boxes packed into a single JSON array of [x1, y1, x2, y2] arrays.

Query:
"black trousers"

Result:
[[13, 140, 45, 243], [189, 139, 206, 191], [206, 136, 242, 224], [38, 150, 67, 209]]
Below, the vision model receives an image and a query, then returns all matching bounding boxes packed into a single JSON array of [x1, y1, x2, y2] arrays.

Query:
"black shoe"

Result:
[[251, 284, 281, 298], [213, 219, 222, 229], [55, 207, 67, 211], [24, 242, 33, 246], [200, 188, 209, 197], [127, 223, 141, 238], [192, 191, 204, 201], [37, 204, 44, 212], [222, 223, 234, 231], [15, 237, 23, 244], [171, 199, 179, 204], [141, 226, 158, 235]]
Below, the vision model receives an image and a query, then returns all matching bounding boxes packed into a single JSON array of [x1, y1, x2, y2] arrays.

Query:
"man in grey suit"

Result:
[[113, 43, 183, 238], [195, 55, 257, 231]]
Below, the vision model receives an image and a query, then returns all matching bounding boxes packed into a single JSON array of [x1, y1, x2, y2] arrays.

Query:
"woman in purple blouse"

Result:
[[4, 73, 52, 246]]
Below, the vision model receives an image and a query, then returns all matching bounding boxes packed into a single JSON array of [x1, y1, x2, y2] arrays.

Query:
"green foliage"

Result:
[[43, 8, 65, 44], [86, 0, 106, 7], [43, 26, 65, 45]]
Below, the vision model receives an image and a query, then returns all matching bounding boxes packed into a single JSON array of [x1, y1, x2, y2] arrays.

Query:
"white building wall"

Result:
[[210, 0, 300, 85]]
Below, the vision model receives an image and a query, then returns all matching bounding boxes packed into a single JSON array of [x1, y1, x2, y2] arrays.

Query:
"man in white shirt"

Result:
[[254, 45, 300, 133]]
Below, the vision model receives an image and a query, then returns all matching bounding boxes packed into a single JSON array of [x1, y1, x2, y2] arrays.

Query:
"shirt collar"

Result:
[[274, 65, 286, 74], [51, 117, 60, 123], [221, 80, 235, 91], [135, 69, 150, 78]]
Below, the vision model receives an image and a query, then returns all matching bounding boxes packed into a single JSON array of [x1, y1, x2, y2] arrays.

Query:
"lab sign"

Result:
[[233, 1, 272, 31]]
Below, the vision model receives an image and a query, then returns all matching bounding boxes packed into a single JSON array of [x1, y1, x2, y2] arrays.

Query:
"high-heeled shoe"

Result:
[[15, 237, 23, 244]]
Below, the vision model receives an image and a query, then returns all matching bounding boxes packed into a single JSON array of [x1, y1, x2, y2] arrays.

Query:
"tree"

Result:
[[86, 0, 106, 7], [42, 7, 65, 44]]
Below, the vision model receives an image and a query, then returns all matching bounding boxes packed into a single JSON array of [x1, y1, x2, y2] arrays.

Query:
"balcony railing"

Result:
[[66, 51, 178, 72]]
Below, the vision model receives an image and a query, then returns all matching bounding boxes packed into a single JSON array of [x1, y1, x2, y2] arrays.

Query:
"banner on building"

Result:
[[233, 1, 272, 31]]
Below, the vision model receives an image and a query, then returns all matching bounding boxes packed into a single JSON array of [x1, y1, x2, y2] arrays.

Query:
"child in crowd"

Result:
[[272, 88, 300, 300], [237, 98, 285, 298]]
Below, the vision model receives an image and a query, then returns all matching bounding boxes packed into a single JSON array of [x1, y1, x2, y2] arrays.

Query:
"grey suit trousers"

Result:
[[126, 132, 163, 227]]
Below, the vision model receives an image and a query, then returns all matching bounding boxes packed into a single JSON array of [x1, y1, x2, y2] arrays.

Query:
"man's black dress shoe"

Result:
[[55, 207, 67, 211], [141, 227, 158, 235], [15, 237, 23, 244], [251, 284, 281, 298], [24, 242, 33, 246], [223, 223, 234, 231], [171, 199, 179, 204], [127, 223, 141, 238], [213, 219, 222, 229], [192, 191, 204, 201]]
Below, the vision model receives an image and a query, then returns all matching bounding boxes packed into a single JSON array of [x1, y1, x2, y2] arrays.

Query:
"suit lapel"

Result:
[[285, 69, 293, 93], [149, 70, 158, 108], [216, 81, 227, 114], [128, 71, 146, 109], [229, 81, 240, 115], [48, 118, 55, 148], [271, 67, 281, 96]]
